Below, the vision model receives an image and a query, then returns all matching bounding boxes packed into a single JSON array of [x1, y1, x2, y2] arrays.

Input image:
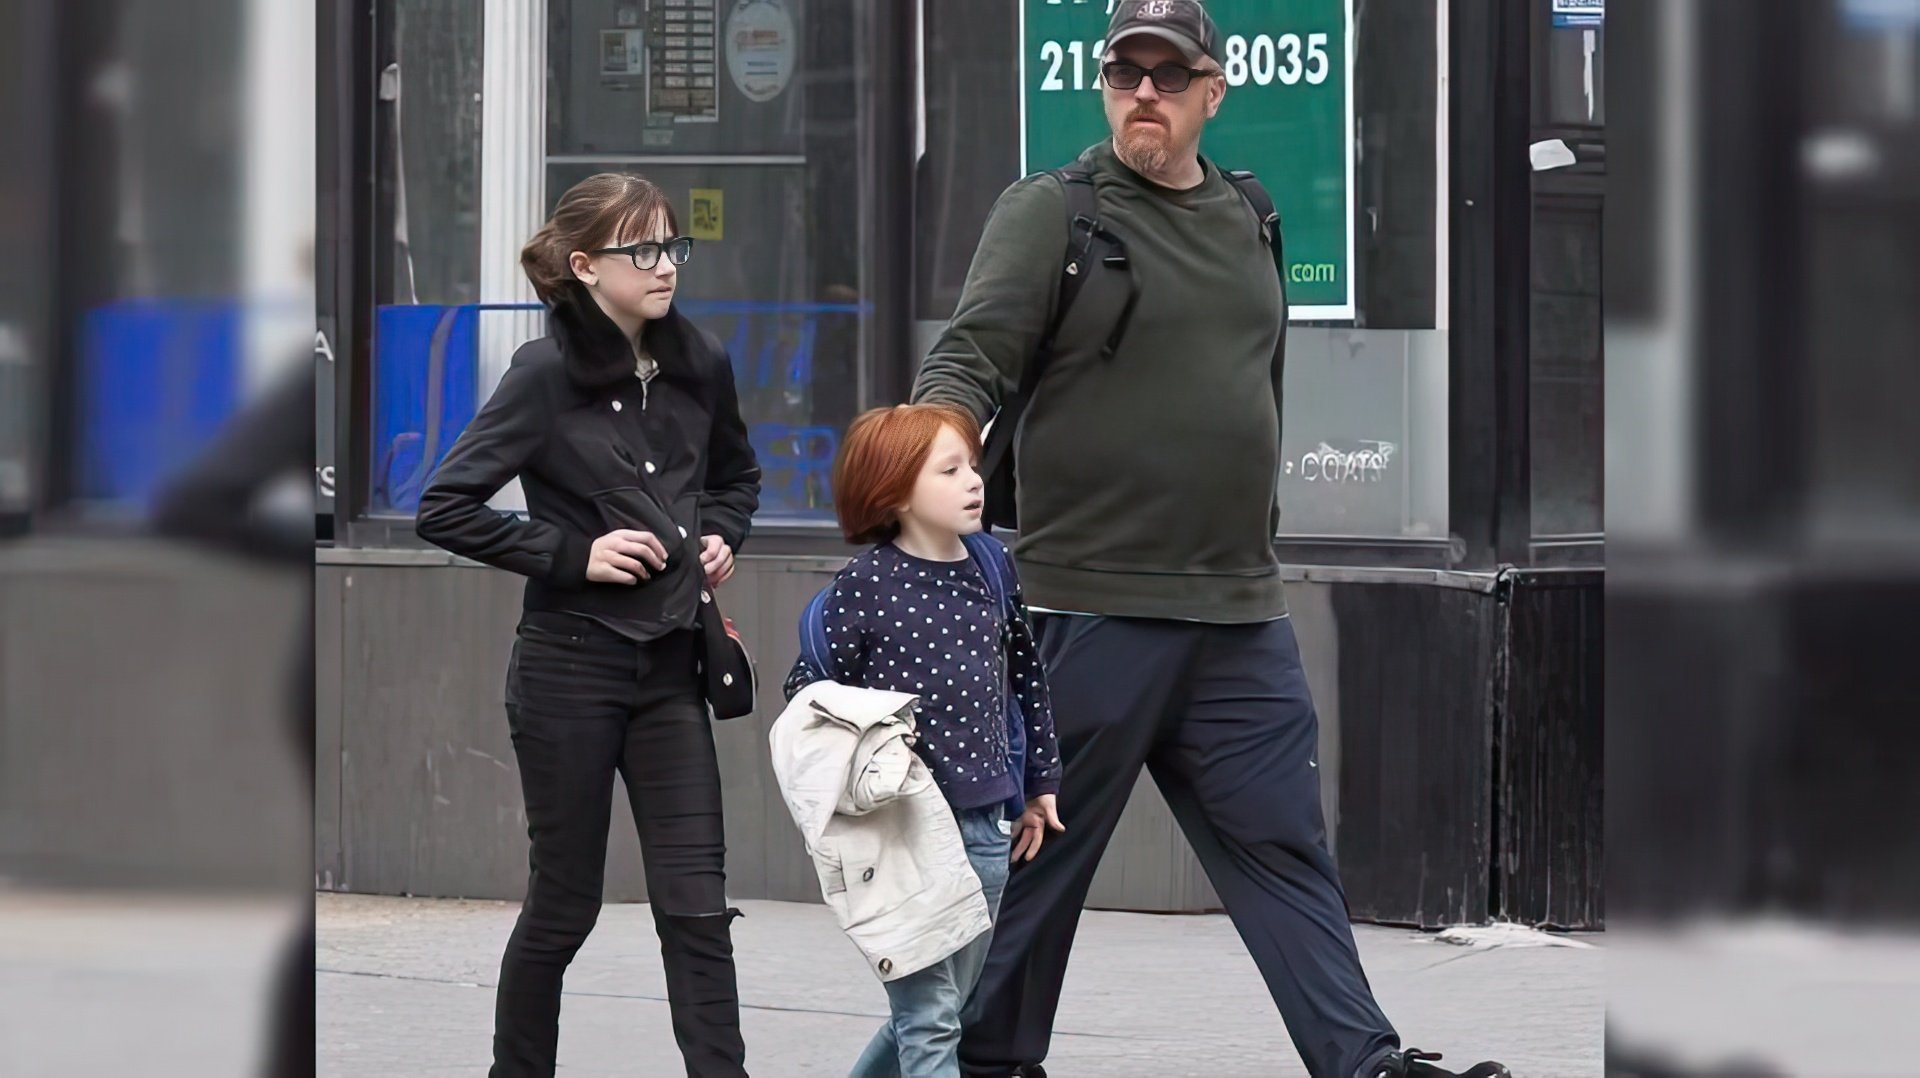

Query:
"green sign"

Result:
[[1019, 0, 1355, 319]]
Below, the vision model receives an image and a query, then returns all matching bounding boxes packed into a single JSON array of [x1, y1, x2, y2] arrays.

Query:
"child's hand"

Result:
[[1011, 794, 1064, 862], [700, 534, 736, 587]]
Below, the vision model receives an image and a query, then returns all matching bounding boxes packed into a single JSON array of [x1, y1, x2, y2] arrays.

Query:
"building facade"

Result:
[[315, 0, 1603, 928]]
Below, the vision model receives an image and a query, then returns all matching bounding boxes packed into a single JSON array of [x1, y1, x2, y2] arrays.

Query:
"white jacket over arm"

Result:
[[768, 680, 991, 982]]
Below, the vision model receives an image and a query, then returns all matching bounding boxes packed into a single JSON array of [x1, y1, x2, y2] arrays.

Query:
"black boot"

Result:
[[1371, 1048, 1512, 1078], [656, 908, 748, 1077]]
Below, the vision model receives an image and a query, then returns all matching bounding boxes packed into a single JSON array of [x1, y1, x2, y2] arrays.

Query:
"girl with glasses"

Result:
[[417, 172, 760, 1077]]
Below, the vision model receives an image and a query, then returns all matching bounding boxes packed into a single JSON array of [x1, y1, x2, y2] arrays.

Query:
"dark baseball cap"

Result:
[[1105, 0, 1224, 67]]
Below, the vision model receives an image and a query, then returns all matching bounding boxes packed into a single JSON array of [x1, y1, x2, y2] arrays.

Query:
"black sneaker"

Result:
[[1371, 1048, 1512, 1078], [1016, 1068, 1048, 1078]]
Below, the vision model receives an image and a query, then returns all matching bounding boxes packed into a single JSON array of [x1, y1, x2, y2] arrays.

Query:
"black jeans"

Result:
[[958, 615, 1399, 1078], [493, 613, 746, 1077]]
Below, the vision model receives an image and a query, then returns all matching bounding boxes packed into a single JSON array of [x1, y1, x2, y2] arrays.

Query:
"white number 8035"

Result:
[[1222, 33, 1332, 88]]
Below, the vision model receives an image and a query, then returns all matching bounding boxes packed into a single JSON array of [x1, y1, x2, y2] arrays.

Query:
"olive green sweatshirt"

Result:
[[912, 140, 1288, 623]]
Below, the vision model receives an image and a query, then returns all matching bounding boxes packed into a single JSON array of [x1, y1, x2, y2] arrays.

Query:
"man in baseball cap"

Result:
[[915, 2, 1515, 1077]]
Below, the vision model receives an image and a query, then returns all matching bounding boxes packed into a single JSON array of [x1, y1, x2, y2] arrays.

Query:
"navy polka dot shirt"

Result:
[[784, 540, 1061, 812]]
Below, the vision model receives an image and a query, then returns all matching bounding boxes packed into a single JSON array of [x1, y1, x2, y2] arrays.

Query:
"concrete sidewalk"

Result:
[[319, 893, 1602, 1077]]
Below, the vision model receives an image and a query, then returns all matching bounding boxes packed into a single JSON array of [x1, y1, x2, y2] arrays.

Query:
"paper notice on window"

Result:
[[600, 29, 645, 77], [647, 0, 720, 122]]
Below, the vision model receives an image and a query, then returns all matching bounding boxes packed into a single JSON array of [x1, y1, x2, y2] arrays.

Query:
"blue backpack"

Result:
[[797, 532, 1029, 821]]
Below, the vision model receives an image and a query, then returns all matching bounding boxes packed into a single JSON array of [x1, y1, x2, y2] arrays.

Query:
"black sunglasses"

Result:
[[591, 235, 695, 271], [1101, 60, 1213, 94]]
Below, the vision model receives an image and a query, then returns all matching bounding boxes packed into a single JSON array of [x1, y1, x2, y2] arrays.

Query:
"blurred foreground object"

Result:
[[0, 0, 314, 1074], [1607, 0, 1920, 1073]]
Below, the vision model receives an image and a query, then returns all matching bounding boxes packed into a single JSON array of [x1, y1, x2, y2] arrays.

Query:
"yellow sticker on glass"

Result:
[[689, 188, 723, 242]]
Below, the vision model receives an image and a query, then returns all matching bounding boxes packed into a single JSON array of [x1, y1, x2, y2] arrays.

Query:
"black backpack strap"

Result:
[[977, 164, 1132, 531], [997, 166, 1134, 429], [1222, 168, 1289, 331], [1009, 164, 1143, 401], [1223, 168, 1283, 257], [1022, 166, 1093, 401]]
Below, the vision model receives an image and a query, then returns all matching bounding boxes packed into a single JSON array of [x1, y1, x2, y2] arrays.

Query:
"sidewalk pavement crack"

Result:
[[1414, 947, 1503, 971], [318, 966, 1154, 1040]]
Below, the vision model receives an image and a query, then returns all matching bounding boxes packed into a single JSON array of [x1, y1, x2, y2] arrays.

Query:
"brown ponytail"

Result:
[[520, 173, 680, 305]]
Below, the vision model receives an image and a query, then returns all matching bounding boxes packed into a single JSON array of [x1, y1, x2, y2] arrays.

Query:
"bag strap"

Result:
[[961, 531, 1012, 615], [979, 166, 1130, 521], [1044, 168, 1100, 335], [1020, 166, 1103, 402], [796, 583, 836, 681], [965, 528, 1029, 820], [1223, 168, 1285, 276], [1055, 166, 1140, 362]]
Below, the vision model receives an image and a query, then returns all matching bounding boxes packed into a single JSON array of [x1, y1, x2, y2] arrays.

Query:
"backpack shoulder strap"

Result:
[[1054, 164, 1099, 239], [978, 164, 1137, 532], [1223, 168, 1288, 322], [1055, 163, 1098, 218], [1047, 165, 1138, 363], [961, 531, 1012, 613], [1028, 165, 1103, 388], [978, 165, 1116, 528], [796, 579, 838, 679], [1223, 168, 1281, 250], [965, 524, 1029, 820]]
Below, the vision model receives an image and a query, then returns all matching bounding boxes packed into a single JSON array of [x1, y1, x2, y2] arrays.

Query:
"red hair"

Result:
[[833, 403, 982, 544]]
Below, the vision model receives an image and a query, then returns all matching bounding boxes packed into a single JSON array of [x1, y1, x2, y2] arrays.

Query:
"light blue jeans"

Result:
[[848, 807, 1012, 1078]]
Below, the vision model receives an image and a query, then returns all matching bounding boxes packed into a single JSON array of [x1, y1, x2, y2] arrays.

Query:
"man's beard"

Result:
[[1115, 118, 1172, 175]]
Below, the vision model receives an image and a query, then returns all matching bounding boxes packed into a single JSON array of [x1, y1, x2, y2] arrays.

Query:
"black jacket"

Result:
[[416, 283, 761, 638]]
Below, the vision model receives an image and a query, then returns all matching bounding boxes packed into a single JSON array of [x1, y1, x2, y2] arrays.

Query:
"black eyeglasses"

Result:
[[591, 236, 695, 271], [1101, 60, 1212, 94]]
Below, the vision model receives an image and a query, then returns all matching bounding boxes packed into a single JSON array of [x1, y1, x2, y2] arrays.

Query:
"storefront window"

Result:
[[364, 1, 486, 517], [387, 3, 484, 308], [1530, 1, 1605, 538], [368, 0, 867, 525], [1531, 195, 1604, 537]]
